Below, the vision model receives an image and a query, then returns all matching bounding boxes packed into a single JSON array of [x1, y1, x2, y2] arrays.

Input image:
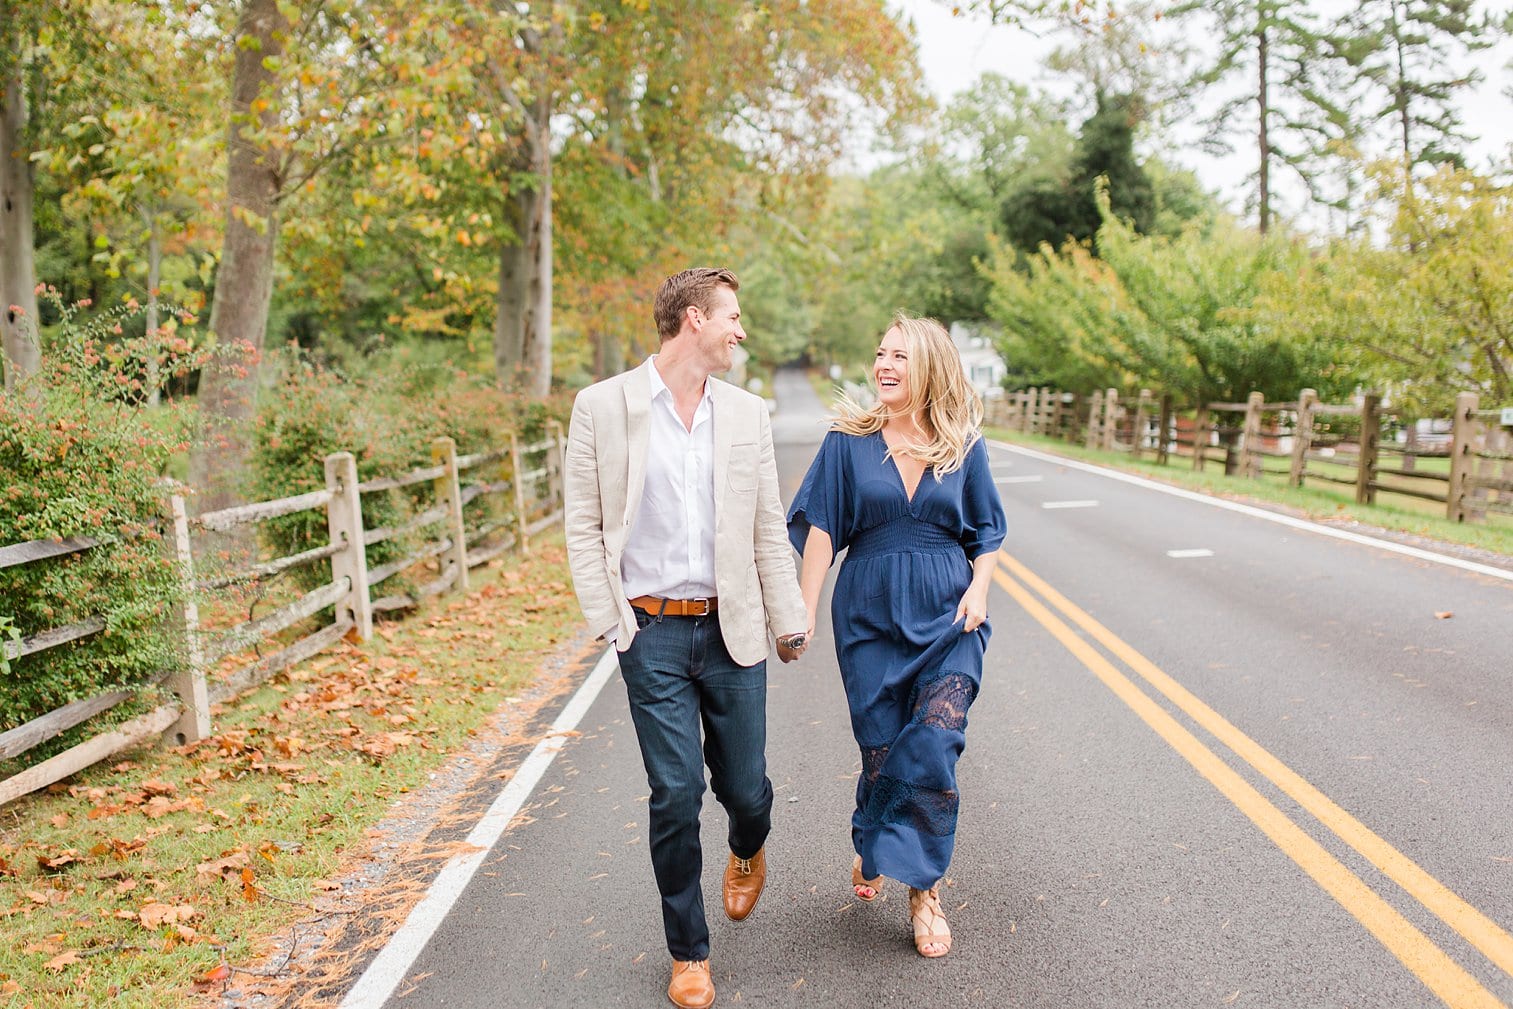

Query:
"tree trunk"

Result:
[[524, 141, 552, 399], [188, 0, 285, 512], [1, 64, 40, 390], [1256, 25, 1270, 235], [493, 183, 529, 391], [495, 127, 553, 398], [143, 208, 161, 408], [593, 327, 624, 381], [1391, 0, 1411, 168]]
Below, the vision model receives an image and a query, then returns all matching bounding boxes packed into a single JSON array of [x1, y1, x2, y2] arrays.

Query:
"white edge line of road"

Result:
[[339, 646, 620, 1009], [990, 439, 1513, 584]]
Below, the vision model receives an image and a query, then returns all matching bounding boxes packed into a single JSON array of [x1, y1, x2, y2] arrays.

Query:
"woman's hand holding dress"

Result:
[[954, 584, 989, 633]]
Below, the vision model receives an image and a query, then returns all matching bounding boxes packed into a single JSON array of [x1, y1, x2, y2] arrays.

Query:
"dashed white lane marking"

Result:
[[1042, 500, 1100, 510], [339, 647, 620, 1009], [990, 439, 1513, 584], [995, 475, 1044, 484], [1167, 548, 1215, 558]]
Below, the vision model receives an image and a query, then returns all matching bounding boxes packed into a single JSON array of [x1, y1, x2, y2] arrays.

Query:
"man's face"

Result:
[[691, 286, 745, 374]]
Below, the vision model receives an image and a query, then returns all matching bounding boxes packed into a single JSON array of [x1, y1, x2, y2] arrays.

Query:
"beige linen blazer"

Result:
[[563, 359, 806, 667]]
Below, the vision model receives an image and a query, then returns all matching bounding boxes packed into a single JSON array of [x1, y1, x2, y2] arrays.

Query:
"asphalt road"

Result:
[[348, 368, 1513, 1009]]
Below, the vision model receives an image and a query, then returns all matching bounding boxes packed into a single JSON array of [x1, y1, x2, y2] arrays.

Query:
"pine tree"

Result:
[[1330, 0, 1497, 170], [1170, 0, 1350, 232], [999, 93, 1154, 253]]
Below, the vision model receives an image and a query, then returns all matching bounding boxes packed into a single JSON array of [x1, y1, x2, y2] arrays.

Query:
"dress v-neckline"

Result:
[[879, 431, 927, 505]]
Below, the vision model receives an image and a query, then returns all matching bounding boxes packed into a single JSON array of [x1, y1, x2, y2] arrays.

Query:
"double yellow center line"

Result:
[[992, 550, 1513, 1009]]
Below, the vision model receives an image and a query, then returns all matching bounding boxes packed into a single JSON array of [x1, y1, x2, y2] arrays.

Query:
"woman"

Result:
[[787, 313, 1005, 959]]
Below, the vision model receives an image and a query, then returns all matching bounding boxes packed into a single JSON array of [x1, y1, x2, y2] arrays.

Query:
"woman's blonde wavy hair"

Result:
[[831, 313, 984, 478]]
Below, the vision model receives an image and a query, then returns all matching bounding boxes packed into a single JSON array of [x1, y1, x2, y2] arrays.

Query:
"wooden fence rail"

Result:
[[0, 423, 567, 807], [986, 386, 1512, 525]]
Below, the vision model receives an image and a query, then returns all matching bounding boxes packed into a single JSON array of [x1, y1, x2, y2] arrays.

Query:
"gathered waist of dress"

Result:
[[846, 516, 961, 559]]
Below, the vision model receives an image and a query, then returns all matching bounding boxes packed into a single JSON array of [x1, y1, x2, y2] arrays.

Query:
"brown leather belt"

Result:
[[629, 595, 718, 617]]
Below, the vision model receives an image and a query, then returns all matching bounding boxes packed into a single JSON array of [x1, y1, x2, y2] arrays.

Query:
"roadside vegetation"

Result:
[[986, 428, 1513, 558], [0, 539, 579, 1009]]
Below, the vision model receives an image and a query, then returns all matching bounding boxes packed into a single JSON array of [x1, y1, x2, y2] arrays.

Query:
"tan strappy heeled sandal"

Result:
[[851, 855, 884, 902], [908, 885, 952, 958]]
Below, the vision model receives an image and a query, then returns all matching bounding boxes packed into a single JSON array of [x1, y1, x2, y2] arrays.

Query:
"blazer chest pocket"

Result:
[[728, 442, 759, 493]]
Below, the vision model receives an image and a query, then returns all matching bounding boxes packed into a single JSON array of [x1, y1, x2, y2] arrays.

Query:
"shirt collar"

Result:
[[647, 355, 713, 407]]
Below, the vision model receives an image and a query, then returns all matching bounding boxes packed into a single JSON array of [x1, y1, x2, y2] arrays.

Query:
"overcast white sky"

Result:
[[887, 0, 1513, 227]]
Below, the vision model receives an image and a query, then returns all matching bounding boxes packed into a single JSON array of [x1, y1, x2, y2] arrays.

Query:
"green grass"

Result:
[[0, 535, 581, 1008], [985, 428, 1513, 558]]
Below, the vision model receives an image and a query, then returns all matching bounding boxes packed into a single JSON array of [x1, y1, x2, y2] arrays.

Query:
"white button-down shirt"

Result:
[[620, 357, 718, 603]]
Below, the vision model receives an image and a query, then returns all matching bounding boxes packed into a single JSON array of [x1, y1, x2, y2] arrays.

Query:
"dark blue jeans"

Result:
[[617, 608, 772, 961]]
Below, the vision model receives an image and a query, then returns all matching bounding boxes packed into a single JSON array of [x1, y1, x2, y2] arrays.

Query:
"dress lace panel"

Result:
[[861, 745, 890, 788], [911, 672, 976, 733], [870, 773, 960, 837]]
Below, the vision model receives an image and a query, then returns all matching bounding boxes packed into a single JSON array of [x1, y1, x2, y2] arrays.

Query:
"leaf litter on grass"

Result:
[[0, 537, 590, 1009]]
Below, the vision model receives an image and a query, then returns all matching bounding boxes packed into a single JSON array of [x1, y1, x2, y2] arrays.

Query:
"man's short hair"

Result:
[[653, 267, 740, 342]]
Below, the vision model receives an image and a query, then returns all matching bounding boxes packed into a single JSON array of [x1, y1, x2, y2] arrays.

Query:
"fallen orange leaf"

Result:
[[43, 951, 79, 973]]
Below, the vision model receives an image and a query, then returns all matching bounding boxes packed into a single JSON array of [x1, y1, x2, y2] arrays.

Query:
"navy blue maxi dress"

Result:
[[787, 430, 1006, 890]]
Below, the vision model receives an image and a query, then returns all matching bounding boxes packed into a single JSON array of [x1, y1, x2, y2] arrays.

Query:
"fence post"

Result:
[[324, 452, 373, 641], [1238, 391, 1264, 478], [1289, 388, 1317, 488], [1085, 390, 1104, 449], [509, 431, 531, 554], [1446, 391, 1480, 522], [1051, 392, 1066, 441], [1192, 406, 1209, 471], [1132, 389, 1152, 460], [1156, 393, 1173, 465], [1102, 389, 1119, 451], [166, 491, 210, 745], [1355, 393, 1381, 505], [547, 420, 566, 515], [1018, 391, 1031, 433], [432, 436, 470, 592]]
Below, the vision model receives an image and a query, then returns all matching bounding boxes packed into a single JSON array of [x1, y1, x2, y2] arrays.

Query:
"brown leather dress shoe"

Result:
[[668, 959, 715, 1009], [722, 847, 766, 921]]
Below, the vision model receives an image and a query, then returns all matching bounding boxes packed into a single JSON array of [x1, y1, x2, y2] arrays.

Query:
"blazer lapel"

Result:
[[623, 359, 654, 530], [711, 380, 736, 530]]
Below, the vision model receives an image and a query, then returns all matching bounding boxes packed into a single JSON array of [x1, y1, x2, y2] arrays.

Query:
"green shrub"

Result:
[[247, 349, 571, 595], [0, 289, 218, 756]]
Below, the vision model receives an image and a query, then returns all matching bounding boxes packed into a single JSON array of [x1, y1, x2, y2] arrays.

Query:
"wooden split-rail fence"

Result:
[[987, 387, 1512, 524], [0, 423, 567, 807]]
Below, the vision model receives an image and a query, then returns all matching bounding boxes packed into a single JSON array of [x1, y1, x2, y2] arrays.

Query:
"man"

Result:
[[563, 267, 808, 1009]]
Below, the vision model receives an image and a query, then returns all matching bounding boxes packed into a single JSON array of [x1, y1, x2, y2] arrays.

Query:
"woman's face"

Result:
[[873, 326, 911, 411]]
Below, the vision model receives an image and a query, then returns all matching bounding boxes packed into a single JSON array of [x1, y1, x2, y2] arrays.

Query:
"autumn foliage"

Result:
[[0, 293, 224, 754]]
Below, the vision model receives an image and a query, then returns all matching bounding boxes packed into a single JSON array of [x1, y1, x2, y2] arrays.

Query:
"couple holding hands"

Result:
[[564, 267, 1006, 1008]]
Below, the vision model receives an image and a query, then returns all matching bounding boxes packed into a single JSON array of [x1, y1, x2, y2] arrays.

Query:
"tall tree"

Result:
[[932, 75, 1075, 218], [475, 4, 557, 398], [1000, 92, 1156, 253], [481, 0, 924, 390], [1, 0, 44, 388], [1331, 0, 1498, 171], [1043, 0, 1194, 129], [189, 0, 287, 509], [189, 0, 396, 508], [41, 2, 223, 406], [1170, 0, 1350, 232]]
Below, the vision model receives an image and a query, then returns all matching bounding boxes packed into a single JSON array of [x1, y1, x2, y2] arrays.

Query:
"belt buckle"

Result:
[[690, 597, 711, 616]]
